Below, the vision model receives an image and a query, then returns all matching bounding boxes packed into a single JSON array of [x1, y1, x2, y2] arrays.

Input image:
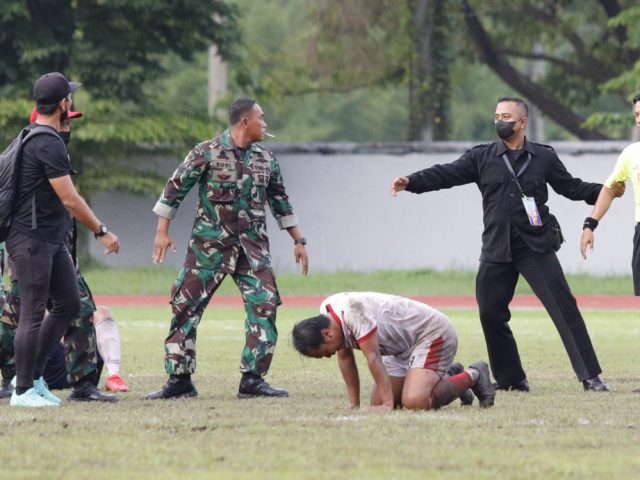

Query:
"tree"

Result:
[[0, 1, 239, 260], [583, 5, 640, 133], [0, 0, 237, 102], [0, 0, 239, 192], [461, 0, 640, 139]]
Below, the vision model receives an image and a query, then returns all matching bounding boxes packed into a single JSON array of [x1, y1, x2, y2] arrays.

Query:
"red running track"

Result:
[[94, 294, 640, 310]]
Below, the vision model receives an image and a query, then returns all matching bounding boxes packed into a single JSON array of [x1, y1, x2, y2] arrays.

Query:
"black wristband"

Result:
[[583, 217, 599, 231]]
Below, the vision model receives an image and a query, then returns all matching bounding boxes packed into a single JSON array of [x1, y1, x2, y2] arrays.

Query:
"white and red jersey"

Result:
[[319, 292, 452, 358]]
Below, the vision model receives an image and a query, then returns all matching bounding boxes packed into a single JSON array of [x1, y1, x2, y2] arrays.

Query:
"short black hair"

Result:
[[497, 96, 529, 117], [228, 97, 257, 125], [632, 94, 640, 106], [291, 314, 330, 356], [36, 103, 58, 115]]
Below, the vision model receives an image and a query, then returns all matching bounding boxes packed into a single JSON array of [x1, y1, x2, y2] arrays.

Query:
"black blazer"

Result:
[[406, 139, 601, 262]]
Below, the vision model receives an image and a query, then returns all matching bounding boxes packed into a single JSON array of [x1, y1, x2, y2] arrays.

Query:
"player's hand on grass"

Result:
[[153, 231, 176, 264], [391, 176, 409, 197], [100, 232, 120, 255], [580, 229, 595, 259]]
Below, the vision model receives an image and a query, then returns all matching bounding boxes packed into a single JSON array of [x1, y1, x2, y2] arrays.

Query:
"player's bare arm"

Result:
[[337, 348, 360, 409], [359, 333, 394, 411]]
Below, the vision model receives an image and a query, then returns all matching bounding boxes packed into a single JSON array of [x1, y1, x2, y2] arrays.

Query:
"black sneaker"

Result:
[[144, 376, 198, 400], [582, 375, 610, 392], [469, 361, 495, 408], [238, 374, 288, 399], [493, 378, 530, 392], [446, 362, 474, 406], [632, 386, 640, 394], [69, 380, 119, 402]]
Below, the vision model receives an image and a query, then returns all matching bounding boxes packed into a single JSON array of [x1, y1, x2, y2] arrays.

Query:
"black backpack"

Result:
[[0, 125, 61, 242]]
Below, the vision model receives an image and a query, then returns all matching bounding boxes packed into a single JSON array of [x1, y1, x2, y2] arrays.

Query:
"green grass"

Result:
[[1, 305, 639, 479], [82, 266, 637, 296]]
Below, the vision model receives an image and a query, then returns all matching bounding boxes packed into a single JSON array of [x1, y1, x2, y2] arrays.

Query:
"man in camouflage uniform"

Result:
[[0, 108, 117, 402], [146, 98, 308, 400]]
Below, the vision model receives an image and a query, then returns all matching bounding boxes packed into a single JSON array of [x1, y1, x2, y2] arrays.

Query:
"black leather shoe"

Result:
[[582, 375, 610, 392], [469, 361, 495, 408], [446, 362, 474, 406], [144, 376, 198, 400], [238, 374, 288, 399], [69, 381, 119, 402], [0, 377, 12, 399], [493, 378, 530, 392]]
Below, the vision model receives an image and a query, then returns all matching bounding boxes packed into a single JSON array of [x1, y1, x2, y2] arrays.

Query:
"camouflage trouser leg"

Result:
[[232, 265, 281, 377], [0, 277, 20, 378], [165, 267, 226, 375], [63, 272, 99, 384], [0, 321, 16, 376]]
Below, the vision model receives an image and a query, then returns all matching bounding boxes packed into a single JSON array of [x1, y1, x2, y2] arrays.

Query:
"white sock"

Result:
[[93, 306, 121, 377], [466, 368, 480, 382]]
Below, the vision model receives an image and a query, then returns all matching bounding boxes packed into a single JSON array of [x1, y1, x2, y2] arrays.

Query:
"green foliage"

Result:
[[0, 0, 238, 102]]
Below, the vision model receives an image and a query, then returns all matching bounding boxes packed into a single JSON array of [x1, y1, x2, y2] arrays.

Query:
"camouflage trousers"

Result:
[[165, 262, 281, 376], [0, 271, 99, 385]]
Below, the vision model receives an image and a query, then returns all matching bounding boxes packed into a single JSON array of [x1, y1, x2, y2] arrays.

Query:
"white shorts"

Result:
[[382, 321, 457, 378]]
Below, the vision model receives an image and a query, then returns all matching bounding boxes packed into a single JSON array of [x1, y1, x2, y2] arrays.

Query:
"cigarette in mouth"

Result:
[[264, 132, 275, 138]]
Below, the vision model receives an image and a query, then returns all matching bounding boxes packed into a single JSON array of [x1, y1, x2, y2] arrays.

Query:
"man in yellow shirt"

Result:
[[580, 93, 640, 393]]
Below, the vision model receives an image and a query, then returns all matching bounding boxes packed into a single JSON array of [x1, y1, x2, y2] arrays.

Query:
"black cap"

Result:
[[33, 72, 81, 106]]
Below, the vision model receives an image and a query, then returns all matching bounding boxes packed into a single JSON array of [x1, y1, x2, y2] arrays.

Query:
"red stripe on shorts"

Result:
[[423, 336, 444, 370]]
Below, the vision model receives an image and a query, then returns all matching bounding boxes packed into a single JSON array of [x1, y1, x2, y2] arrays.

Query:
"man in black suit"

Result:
[[391, 96, 623, 392]]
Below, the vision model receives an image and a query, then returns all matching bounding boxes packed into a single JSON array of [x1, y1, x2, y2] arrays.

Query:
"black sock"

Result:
[[16, 386, 29, 395], [171, 374, 190, 380]]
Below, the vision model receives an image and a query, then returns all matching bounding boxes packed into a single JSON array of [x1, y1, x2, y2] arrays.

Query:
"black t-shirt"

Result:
[[11, 123, 73, 243]]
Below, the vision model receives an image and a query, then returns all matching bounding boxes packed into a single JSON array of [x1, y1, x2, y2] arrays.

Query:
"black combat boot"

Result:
[[69, 378, 119, 402], [144, 375, 198, 400], [237, 373, 288, 399]]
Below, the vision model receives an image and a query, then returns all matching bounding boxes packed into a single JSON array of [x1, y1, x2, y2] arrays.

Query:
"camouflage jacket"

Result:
[[153, 129, 298, 272]]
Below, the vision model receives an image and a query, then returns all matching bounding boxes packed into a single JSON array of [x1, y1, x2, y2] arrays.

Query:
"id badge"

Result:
[[522, 196, 542, 226]]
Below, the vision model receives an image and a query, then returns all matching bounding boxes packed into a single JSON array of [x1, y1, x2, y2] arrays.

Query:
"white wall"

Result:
[[89, 142, 635, 275]]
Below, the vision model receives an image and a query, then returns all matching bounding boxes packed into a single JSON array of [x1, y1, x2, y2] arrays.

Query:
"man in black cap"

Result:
[[6, 72, 120, 407]]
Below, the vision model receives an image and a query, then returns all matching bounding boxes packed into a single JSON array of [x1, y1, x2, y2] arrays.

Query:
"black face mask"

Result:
[[495, 120, 517, 139], [59, 131, 71, 145]]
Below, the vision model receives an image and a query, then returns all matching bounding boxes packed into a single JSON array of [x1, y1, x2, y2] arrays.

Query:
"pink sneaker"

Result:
[[105, 374, 129, 392]]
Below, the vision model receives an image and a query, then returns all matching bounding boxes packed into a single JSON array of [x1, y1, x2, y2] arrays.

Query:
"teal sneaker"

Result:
[[33, 377, 62, 405], [10, 388, 59, 407]]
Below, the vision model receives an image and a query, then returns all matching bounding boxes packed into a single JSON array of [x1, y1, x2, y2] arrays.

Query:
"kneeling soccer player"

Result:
[[292, 292, 495, 410]]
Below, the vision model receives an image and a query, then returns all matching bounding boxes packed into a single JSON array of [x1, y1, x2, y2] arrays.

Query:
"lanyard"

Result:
[[502, 152, 531, 198]]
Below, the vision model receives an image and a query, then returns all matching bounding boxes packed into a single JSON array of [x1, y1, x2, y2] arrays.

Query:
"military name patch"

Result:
[[251, 161, 270, 186], [212, 158, 237, 183]]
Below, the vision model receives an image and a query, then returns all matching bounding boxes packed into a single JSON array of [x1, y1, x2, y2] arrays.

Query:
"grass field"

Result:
[[81, 266, 638, 296], [0, 303, 639, 479]]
